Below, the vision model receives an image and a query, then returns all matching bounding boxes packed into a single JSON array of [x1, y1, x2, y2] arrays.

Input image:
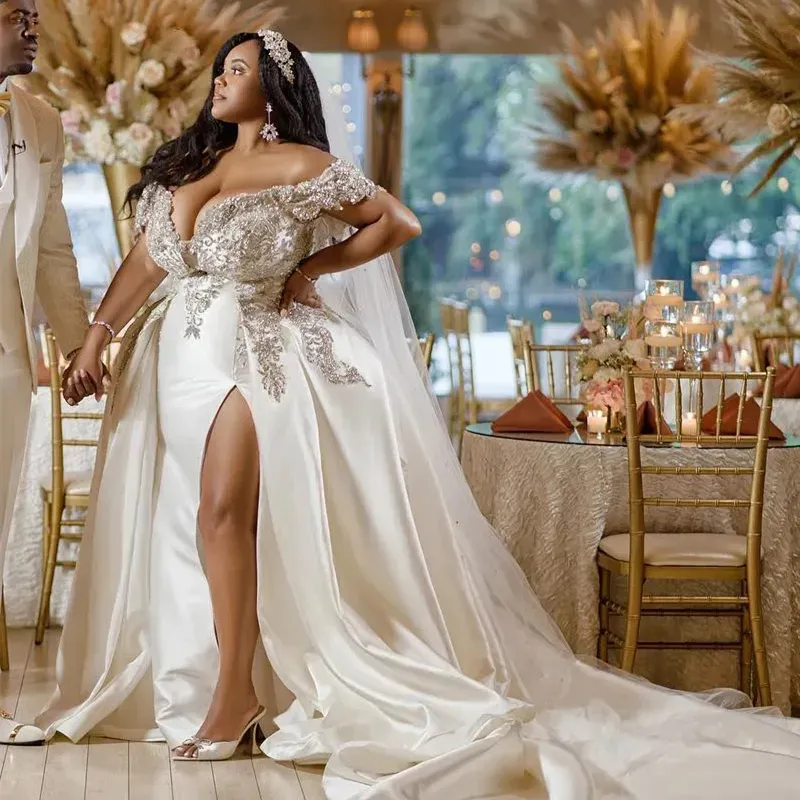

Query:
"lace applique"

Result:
[[286, 159, 378, 223], [135, 184, 194, 278], [236, 284, 286, 401], [182, 273, 226, 339], [294, 306, 369, 389], [234, 324, 249, 374]]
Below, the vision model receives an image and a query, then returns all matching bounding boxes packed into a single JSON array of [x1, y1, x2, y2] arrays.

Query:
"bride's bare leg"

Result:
[[173, 389, 261, 758]]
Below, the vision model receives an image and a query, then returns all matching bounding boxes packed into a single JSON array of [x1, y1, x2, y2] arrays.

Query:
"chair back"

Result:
[[507, 317, 535, 399], [622, 367, 776, 578], [418, 333, 435, 370], [41, 329, 104, 502], [439, 299, 477, 429], [523, 341, 583, 408], [751, 330, 800, 371]]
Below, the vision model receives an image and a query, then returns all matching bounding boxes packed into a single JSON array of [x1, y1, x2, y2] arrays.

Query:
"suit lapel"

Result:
[[9, 82, 42, 260]]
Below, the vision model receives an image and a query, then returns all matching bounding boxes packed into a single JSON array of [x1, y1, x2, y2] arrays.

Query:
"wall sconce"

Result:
[[347, 6, 429, 79]]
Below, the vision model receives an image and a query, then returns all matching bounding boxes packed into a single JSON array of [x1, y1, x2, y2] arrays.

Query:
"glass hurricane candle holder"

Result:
[[644, 279, 684, 326], [645, 320, 682, 370], [681, 301, 714, 370], [691, 260, 720, 300]]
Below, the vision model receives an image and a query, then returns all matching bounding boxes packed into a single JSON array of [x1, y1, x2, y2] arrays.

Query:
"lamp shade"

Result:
[[348, 9, 381, 53], [396, 7, 428, 52]]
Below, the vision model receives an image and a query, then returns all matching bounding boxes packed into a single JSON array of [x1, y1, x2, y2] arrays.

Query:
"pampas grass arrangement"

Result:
[[530, 0, 737, 279], [531, 0, 736, 195], [675, 0, 800, 196], [23, 0, 281, 167]]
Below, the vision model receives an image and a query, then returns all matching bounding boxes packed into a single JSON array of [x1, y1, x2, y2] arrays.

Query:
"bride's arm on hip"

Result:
[[279, 190, 421, 313], [63, 238, 168, 405]]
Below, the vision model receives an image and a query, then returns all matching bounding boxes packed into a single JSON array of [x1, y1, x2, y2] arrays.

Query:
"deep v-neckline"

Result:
[[162, 158, 341, 245]]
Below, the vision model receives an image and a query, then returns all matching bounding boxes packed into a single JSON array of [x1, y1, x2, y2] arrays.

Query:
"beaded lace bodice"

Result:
[[135, 158, 377, 400]]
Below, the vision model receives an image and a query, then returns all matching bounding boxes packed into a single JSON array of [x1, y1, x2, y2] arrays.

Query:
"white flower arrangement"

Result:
[[24, 4, 280, 167]]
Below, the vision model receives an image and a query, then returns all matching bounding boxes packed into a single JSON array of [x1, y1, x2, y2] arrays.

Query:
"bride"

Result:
[[38, 28, 800, 799]]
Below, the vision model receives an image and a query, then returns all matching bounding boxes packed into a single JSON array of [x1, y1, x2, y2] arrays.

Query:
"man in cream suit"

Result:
[[0, 0, 88, 744]]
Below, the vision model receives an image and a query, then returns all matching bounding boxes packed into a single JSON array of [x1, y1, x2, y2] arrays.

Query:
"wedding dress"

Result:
[[37, 68, 800, 799]]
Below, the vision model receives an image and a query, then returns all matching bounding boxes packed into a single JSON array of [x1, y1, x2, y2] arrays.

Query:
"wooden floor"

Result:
[[0, 629, 325, 800]]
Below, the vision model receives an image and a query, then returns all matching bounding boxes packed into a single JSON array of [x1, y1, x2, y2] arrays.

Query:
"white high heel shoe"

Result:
[[172, 707, 266, 762]]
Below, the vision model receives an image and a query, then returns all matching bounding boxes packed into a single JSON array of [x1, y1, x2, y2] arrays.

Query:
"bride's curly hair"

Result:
[[124, 32, 330, 213]]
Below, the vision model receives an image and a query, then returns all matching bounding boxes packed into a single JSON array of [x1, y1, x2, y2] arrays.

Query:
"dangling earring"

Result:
[[260, 103, 279, 142]]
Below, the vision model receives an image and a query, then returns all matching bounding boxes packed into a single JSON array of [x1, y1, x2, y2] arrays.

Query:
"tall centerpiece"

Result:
[[24, 0, 281, 257], [531, 0, 736, 288]]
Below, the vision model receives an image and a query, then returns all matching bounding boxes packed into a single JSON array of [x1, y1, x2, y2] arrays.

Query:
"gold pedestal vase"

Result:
[[102, 162, 142, 260], [623, 185, 662, 291]]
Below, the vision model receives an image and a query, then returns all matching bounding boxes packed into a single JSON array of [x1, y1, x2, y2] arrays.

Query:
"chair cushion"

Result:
[[599, 533, 756, 567], [39, 470, 93, 496]]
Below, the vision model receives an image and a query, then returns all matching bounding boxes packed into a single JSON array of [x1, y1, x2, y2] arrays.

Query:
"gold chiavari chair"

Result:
[[751, 330, 800, 371], [418, 333, 435, 370], [597, 367, 776, 705], [438, 299, 513, 452], [522, 341, 583, 411], [507, 317, 535, 399], [35, 329, 104, 645]]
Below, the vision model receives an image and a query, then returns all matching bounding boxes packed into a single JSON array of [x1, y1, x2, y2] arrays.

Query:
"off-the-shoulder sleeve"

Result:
[[134, 183, 159, 237], [289, 159, 378, 222]]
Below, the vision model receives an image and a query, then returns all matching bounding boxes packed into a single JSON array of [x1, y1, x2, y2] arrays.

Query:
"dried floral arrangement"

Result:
[[23, 0, 281, 166], [737, 251, 800, 335], [531, 0, 736, 196], [675, 0, 800, 196]]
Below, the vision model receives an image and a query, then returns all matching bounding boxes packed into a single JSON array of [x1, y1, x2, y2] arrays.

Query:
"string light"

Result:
[[721, 180, 733, 195], [470, 242, 481, 254], [342, 83, 352, 93], [778, 177, 790, 192], [488, 189, 504, 203], [606, 185, 620, 201], [432, 191, 447, 205], [346, 122, 357, 133], [548, 188, 562, 203], [331, 83, 343, 95], [488, 285, 502, 299], [577, 277, 587, 289], [489, 250, 501, 261], [342, 104, 352, 114], [663, 182, 676, 198], [542, 309, 553, 321], [505, 219, 522, 237]]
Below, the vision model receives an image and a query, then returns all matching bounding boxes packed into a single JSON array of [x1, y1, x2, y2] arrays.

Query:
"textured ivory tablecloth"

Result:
[[461, 425, 800, 714]]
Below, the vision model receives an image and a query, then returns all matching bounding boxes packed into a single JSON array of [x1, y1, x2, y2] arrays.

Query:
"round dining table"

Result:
[[461, 422, 800, 715]]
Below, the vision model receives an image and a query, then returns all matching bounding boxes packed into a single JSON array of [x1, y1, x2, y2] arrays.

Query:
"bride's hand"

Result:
[[279, 269, 322, 317], [62, 349, 111, 405]]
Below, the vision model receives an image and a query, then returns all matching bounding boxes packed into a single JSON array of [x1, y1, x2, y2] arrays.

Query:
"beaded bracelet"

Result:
[[91, 320, 117, 340], [294, 266, 317, 284]]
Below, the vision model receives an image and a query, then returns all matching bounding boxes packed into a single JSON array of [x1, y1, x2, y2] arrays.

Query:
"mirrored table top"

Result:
[[465, 423, 800, 449]]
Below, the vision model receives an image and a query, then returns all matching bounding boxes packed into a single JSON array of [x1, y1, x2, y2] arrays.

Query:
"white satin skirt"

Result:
[[37, 281, 800, 799]]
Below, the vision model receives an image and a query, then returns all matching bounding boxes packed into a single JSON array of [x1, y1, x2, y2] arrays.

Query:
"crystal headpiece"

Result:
[[257, 29, 295, 84]]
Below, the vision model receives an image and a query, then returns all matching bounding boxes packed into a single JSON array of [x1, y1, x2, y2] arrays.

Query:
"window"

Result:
[[402, 54, 800, 395]]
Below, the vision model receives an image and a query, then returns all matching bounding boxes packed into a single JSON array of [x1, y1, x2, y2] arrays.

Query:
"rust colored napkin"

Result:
[[773, 365, 800, 399], [492, 391, 573, 433], [635, 401, 672, 436], [700, 394, 785, 439]]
